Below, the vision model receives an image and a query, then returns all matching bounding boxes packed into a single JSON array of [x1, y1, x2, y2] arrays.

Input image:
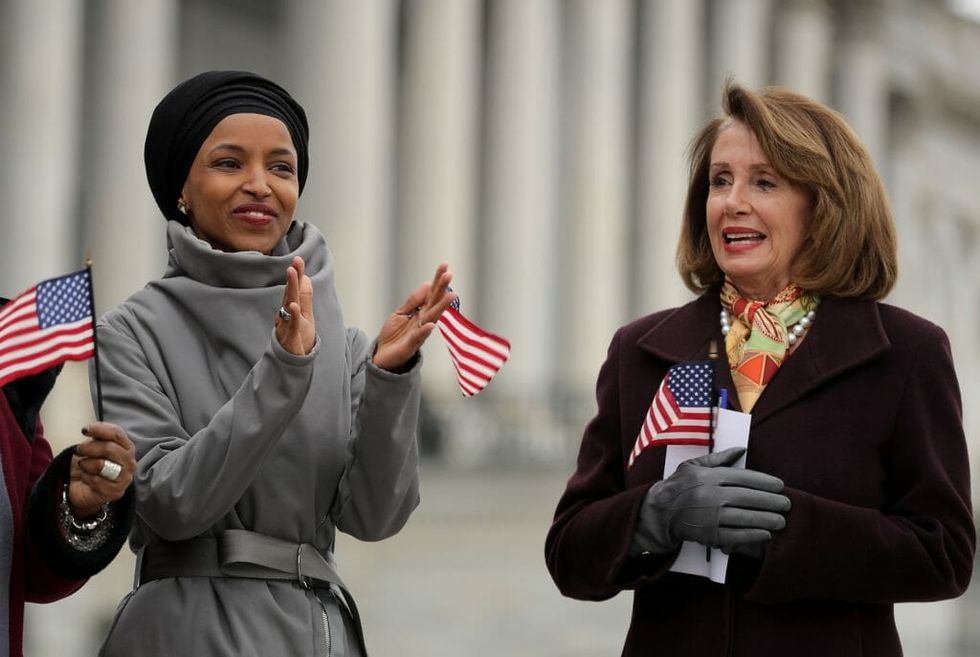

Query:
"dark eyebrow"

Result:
[[207, 144, 297, 159]]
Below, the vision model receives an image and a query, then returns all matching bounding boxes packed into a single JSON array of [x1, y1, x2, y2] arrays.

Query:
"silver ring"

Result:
[[278, 306, 292, 322], [99, 459, 122, 482]]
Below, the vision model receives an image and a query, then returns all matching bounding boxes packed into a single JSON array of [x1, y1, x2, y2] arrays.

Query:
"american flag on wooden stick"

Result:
[[0, 269, 96, 388], [435, 295, 511, 397], [628, 360, 714, 468]]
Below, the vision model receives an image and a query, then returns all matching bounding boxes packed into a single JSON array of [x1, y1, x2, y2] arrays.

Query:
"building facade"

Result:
[[1, 0, 977, 654]]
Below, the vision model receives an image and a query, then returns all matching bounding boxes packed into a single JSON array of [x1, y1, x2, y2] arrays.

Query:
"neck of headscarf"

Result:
[[720, 279, 819, 412]]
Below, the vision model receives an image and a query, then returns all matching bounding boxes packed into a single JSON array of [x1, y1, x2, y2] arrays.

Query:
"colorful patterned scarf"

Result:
[[720, 279, 819, 412]]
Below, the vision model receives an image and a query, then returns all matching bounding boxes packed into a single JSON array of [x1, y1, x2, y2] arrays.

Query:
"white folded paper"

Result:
[[666, 407, 752, 584]]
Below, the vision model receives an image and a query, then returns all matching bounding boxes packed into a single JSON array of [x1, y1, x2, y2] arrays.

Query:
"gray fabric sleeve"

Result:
[[332, 329, 422, 541], [92, 321, 316, 541]]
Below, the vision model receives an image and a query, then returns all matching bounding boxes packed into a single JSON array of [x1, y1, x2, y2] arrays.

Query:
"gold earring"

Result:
[[177, 198, 189, 215]]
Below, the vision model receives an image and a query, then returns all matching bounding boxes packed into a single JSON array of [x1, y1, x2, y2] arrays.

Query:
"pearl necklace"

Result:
[[720, 307, 817, 345]]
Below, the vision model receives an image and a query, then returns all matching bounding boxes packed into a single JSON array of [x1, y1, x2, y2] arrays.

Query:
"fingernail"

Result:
[[81, 426, 90, 436]]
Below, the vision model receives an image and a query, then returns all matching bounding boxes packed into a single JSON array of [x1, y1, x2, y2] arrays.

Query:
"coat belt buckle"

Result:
[[296, 544, 313, 590]]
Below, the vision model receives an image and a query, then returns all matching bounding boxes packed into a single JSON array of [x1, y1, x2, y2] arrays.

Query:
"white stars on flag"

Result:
[[628, 361, 714, 468], [0, 269, 96, 387]]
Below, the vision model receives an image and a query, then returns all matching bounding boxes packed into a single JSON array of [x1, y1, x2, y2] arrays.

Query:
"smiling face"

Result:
[[179, 113, 299, 254], [706, 120, 811, 300]]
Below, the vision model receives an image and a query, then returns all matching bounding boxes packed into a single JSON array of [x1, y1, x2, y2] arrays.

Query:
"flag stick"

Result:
[[706, 340, 720, 564], [707, 339, 719, 453], [84, 254, 104, 421]]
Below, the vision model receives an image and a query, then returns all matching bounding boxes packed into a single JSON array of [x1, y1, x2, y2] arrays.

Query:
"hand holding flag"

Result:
[[373, 263, 458, 372], [373, 263, 510, 397]]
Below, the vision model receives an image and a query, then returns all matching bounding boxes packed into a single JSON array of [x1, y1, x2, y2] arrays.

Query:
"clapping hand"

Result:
[[274, 256, 316, 356], [373, 263, 457, 372]]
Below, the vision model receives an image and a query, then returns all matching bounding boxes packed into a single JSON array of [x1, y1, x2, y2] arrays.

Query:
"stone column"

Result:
[[0, 0, 82, 294], [634, 0, 705, 316], [836, 0, 889, 171], [395, 0, 482, 396], [774, 0, 833, 102], [81, 0, 178, 311], [284, 0, 397, 333], [480, 0, 560, 394], [477, 0, 564, 461], [886, 101, 927, 307], [709, 0, 774, 93], [0, 0, 91, 534], [557, 0, 633, 404]]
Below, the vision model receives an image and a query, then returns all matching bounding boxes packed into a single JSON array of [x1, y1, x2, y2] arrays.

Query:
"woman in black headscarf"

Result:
[[94, 70, 454, 656]]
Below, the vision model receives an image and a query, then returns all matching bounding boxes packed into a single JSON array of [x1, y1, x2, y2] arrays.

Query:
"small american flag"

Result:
[[435, 296, 511, 397], [628, 361, 713, 468], [0, 269, 95, 388]]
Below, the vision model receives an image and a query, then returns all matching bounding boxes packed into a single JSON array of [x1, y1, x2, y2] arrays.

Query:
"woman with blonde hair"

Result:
[[546, 83, 975, 656]]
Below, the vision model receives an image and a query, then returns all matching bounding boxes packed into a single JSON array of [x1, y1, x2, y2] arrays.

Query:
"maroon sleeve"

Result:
[[545, 329, 679, 601], [22, 423, 86, 603], [747, 323, 976, 604]]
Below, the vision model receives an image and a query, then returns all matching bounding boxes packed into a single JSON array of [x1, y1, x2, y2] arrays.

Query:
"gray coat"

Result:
[[93, 221, 422, 656]]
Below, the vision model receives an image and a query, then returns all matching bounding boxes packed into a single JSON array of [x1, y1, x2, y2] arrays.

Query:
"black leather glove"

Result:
[[631, 447, 790, 556]]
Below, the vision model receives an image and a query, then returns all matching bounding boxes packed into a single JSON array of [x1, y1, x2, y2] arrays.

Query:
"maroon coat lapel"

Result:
[[632, 294, 892, 422], [634, 293, 742, 412], [750, 296, 890, 426], [634, 293, 717, 364]]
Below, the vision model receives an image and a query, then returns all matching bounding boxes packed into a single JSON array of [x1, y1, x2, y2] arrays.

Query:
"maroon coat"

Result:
[[0, 377, 134, 657], [546, 293, 975, 657], [0, 392, 84, 656]]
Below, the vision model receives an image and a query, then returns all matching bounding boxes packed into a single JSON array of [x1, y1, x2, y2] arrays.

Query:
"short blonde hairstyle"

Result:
[[677, 83, 897, 300]]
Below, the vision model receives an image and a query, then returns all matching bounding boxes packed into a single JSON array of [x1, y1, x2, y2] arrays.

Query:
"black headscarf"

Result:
[[144, 70, 310, 225]]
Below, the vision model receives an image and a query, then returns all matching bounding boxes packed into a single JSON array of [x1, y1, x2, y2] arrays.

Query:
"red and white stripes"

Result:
[[0, 289, 94, 387], [628, 376, 711, 468], [436, 306, 511, 397]]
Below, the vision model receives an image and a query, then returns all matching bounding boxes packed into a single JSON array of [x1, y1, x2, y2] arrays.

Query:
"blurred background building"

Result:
[[1, 0, 978, 655]]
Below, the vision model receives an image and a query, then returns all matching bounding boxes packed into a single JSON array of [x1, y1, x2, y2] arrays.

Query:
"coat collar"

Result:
[[163, 219, 329, 289], [636, 293, 890, 424]]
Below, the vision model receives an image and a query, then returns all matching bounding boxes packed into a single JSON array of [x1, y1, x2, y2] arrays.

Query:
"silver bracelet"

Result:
[[60, 485, 113, 551], [61, 485, 108, 533]]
